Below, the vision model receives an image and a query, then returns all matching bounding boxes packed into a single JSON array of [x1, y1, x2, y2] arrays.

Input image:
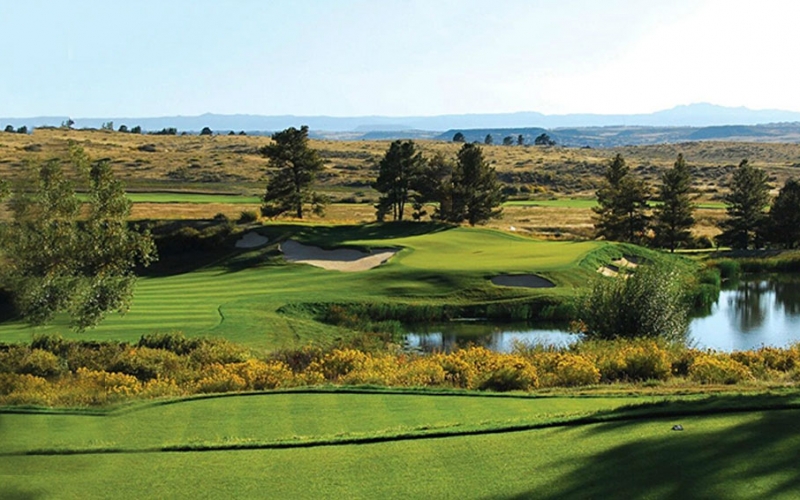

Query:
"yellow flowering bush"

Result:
[[689, 355, 753, 384]]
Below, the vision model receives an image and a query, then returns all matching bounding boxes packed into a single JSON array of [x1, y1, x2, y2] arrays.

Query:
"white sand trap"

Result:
[[491, 274, 556, 288], [611, 256, 638, 269], [597, 266, 619, 277], [235, 231, 270, 249], [280, 239, 397, 272]]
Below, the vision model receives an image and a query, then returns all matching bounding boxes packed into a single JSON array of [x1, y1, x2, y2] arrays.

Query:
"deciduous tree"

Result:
[[1, 144, 156, 329], [260, 125, 326, 219]]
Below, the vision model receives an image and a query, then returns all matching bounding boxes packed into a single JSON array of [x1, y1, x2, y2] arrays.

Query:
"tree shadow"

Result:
[[504, 393, 800, 499]]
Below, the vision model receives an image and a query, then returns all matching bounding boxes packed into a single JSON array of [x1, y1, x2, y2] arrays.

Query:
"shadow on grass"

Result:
[[506, 393, 800, 499], [0, 487, 42, 500]]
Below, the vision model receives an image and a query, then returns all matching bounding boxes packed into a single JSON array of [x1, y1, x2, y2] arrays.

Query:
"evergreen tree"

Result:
[[260, 125, 326, 219], [652, 154, 695, 252], [415, 153, 455, 222], [717, 159, 770, 249], [484, 134, 493, 145], [766, 178, 800, 248], [373, 140, 426, 221], [449, 143, 503, 225], [593, 154, 650, 243], [452, 132, 465, 143], [517, 134, 524, 146], [1, 143, 156, 329]]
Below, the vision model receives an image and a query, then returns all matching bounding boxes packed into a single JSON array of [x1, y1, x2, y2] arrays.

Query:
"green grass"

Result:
[[126, 193, 262, 204], [0, 224, 636, 349], [505, 198, 727, 210], [3, 390, 800, 499]]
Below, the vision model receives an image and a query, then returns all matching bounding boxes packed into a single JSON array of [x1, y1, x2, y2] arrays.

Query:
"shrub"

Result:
[[580, 264, 690, 341], [620, 343, 671, 381], [715, 259, 741, 279], [19, 349, 64, 378], [689, 355, 752, 384], [189, 338, 249, 365], [137, 332, 201, 355], [552, 354, 600, 386], [474, 355, 539, 392], [237, 210, 258, 224], [193, 364, 247, 394], [108, 347, 185, 381]]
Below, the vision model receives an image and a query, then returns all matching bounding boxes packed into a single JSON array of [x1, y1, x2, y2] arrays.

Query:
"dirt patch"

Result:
[[490, 274, 556, 289], [280, 240, 397, 272], [235, 232, 270, 249]]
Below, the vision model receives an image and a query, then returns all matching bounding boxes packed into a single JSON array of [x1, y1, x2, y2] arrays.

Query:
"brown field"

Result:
[[1, 127, 798, 239]]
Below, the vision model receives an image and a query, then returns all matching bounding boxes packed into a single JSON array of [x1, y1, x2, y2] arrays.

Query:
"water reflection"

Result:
[[405, 275, 800, 353], [404, 321, 579, 353]]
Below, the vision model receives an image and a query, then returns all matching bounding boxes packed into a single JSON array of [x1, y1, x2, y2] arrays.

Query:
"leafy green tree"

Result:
[[652, 154, 695, 252], [448, 143, 503, 225], [200, 126, 213, 136], [373, 140, 426, 222], [130, 125, 142, 134], [717, 159, 770, 249], [765, 178, 800, 248], [1, 144, 156, 330], [260, 125, 326, 219], [4, 125, 13, 133], [484, 134, 493, 145], [452, 132, 465, 143], [16, 126, 28, 134], [593, 154, 650, 243], [118, 124, 129, 133]]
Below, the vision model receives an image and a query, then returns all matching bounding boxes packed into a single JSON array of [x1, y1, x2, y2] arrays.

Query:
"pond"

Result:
[[403, 274, 800, 353]]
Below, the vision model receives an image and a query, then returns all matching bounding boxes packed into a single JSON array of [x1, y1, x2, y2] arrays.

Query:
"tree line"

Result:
[[260, 127, 504, 226], [593, 153, 800, 250]]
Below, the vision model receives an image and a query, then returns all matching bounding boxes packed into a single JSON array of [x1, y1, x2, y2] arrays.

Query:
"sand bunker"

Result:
[[597, 255, 640, 277], [235, 232, 270, 249], [491, 274, 556, 289], [597, 266, 619, 277], [611, 256, 638, 269], [280, 240, 397, 272]]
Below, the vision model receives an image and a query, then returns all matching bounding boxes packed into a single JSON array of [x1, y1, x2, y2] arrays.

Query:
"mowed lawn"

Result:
[[2, 391, 800, 499], [0, 226, 608, 348]]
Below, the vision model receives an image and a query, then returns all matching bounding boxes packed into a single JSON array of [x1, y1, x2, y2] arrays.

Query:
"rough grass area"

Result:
[[2, 390, 800, 499], [0, 224, 655, 349]]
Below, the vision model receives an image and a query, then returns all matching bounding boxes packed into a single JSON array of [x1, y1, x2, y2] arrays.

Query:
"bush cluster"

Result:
[[3, 334, 800, 407]]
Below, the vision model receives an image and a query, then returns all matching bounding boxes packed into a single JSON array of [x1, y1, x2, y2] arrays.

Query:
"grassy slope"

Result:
[[3, 390, 800, 499], [0, 224, 627, 349]]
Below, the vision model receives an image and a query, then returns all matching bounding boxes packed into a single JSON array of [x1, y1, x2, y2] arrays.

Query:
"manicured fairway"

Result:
[[2, 391, 799, 499], [0, 225, 616, 349], [126, 193, 262, 204]]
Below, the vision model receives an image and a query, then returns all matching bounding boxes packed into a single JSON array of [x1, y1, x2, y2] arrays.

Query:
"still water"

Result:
[[404, 275, 800, 353]]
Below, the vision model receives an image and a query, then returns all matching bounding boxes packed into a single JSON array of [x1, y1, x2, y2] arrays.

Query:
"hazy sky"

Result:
[[2, 0, 799, 117]]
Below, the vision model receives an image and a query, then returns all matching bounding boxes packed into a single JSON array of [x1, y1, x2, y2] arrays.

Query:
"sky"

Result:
[[1, 0, 799, 118]]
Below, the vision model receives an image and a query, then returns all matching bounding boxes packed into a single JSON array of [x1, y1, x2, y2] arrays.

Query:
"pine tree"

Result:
[[373, 140, 426, 221], [593, 154, 650, 243], [449, 143, 503, 225], [717, 159, 770, 249], [260, 125, 326, 219], [766, 178, 800, 248], [652, 154, 695, 252]]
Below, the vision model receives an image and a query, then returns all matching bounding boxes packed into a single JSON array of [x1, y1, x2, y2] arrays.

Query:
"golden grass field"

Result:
[[1, 127, 797, 239]]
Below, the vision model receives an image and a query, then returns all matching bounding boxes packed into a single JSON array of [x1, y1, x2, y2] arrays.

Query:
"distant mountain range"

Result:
[[3, 103, 800, 147]]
